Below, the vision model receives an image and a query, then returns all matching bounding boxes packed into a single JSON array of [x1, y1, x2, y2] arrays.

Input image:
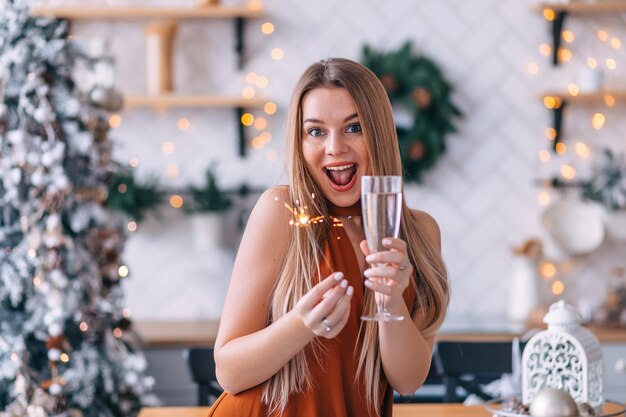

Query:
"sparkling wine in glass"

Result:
[[361, 175, 405, 322]]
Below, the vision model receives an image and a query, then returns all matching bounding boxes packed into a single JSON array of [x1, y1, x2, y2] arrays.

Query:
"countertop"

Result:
[[133, 316, 626, 347]]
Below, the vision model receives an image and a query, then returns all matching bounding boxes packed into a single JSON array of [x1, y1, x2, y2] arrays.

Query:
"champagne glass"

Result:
[[360, 175, 405, 322]]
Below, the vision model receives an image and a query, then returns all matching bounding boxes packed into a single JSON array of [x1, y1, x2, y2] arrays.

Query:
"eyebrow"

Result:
[[302, 113, 359, 124]]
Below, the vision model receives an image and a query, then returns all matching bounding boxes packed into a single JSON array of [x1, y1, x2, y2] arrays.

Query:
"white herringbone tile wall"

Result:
[[65, 0, 626, 321]]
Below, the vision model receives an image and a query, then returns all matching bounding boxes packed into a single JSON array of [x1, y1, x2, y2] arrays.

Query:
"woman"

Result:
[[209, 58, 449, 416]]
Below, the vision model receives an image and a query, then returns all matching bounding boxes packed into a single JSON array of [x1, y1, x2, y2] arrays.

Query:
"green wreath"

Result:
[[362, 41, 462, 182]]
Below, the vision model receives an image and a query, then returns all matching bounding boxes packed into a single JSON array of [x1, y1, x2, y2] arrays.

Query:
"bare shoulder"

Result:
[[215, 186, 293, 348], [410, 209, 441, 251]]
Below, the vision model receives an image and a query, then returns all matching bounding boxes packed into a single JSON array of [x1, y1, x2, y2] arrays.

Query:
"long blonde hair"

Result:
[[262, 58, 449, 415]]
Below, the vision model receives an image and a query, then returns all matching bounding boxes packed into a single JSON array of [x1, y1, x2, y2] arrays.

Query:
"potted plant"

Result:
[[186, 165, 232, 250], [583, 148, 626, 242], [106, 171, 165, 225]]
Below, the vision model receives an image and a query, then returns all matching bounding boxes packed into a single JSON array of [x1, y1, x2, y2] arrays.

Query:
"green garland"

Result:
[[362, 41, 462, 182]]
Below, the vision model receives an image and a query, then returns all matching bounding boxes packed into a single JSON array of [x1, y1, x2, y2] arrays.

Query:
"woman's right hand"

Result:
[[294, 272, 354, 339]]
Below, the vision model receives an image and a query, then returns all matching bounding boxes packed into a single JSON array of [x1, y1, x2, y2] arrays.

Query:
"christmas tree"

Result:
[[0, 1, 158, 416]]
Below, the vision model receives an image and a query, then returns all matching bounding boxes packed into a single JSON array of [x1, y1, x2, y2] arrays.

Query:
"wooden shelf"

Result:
[[535, 1, 626, 13], [124, 94, 269, 156], [30, 5, 264, 20], [542, 90, 626, 104], [535, 2, 626, 65], [123, 94, 267, 109], [539, 90, 625, 150]]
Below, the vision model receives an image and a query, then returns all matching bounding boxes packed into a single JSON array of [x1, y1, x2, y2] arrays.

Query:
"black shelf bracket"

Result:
[[235, 17, 245, 69], [551, 11, 568, 65], [236, 107, 245, 157], [552, 99, 568, 151]]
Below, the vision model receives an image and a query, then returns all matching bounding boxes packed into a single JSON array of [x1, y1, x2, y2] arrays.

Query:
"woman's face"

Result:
[[301, 87, 370, 207]]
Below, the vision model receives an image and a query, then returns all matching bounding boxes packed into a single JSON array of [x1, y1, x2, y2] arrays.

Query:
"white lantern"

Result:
[[522, 300, 603, 412]]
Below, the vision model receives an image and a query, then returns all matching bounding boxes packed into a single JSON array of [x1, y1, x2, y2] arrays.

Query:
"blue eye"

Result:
[[307, 128, 324, 137], [346, 123, 362, 133]]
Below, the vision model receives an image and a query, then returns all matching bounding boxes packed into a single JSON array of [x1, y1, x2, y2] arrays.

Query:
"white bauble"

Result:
[[47, 349, 61, 362], [542, 198, 605, 255], [10, 168, 21, 184], [89, 86, 123, 112], [41, 152, 53, 167], [529, 388, 578, 417]]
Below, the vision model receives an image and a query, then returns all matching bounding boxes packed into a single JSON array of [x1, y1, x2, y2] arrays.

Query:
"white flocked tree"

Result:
[[0, 1, 158, 416]]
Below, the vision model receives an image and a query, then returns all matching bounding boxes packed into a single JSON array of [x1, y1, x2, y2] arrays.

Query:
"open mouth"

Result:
[[325, 163, 358, 190]]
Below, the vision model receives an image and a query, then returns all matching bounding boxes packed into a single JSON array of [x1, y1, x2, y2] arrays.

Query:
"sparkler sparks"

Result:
[[278, 194, 346, 227]]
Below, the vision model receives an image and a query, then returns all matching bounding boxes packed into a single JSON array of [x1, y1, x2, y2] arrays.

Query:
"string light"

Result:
[[245, 72, 258, 84], [177, 118, 190, 131], [597, 30, 608, 42], [129, 157, 140, 168], [539, 150, 550, 162], [254, 117, 268, 130], [122, 308, 132, 318], [162, 141, 175, 154], [539, 43, 552, 56], [248, 0, 262, 11], [567, 83, 579, 96], [587, 57, 598, 69], [552, 280, 565, 295], [543, 96, 561, 109], [255, 76, 269, 88], [10, 353, 18, 362], [561, 164, 576, 180], [33, 276, 42, 286], [260, 131, 272, 144], [541, 262, 557, 279], [527, 62, 540, 75], [261, 22, 274, 35], [606, 58, 617, 70], [118, 265, 129, 278], [558, 49, 572, 62], [546, 128, 556, 141], [555, 142, 567, 155], [242, 86, 256, 99], [27, 249, 37, 259], [251, 136, 263, 149], [575, 142, 591, 159], [604, 95, 616, 107], [117, 184, 127, 193], [170, 195, 184, 209], [543, 9, 555, 21], [79, 322, 88, 332], [562, 30, 574, 43], [610, 37, 621, 49], [264, 102, 277, 115], [271, 48, 284, 60], [538, 191, 551, 206], [241, 113, 254, 126], [113, 328, 123, 338], [127, 221, 137, 232], [592, 113, 605, 130], [109, 114, 122, 128], [60, 353, 69, 363]]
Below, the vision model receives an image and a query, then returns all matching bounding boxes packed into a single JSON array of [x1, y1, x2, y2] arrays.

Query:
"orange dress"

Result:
[[208, 203, 416, 417]]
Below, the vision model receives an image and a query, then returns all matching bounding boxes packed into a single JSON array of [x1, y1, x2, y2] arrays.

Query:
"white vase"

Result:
[[604, 209, 626, 242], [189, 212, 225, 251], [508, 256, 541, 323], [542, 198, 605, 256]]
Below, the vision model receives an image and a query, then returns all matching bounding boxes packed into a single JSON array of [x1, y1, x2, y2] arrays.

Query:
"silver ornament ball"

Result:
[[529, 388, 578, 417]]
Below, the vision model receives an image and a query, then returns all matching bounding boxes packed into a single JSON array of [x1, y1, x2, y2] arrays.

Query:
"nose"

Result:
[[325, 131, 347, 156]]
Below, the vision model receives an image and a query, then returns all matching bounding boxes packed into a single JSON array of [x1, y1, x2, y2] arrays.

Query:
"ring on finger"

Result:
[[322, 318, 332, 332], [399, 261, 410, 271]]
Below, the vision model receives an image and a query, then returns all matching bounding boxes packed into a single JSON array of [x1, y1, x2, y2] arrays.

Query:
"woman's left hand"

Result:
[[360, 238, 413, 311]]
